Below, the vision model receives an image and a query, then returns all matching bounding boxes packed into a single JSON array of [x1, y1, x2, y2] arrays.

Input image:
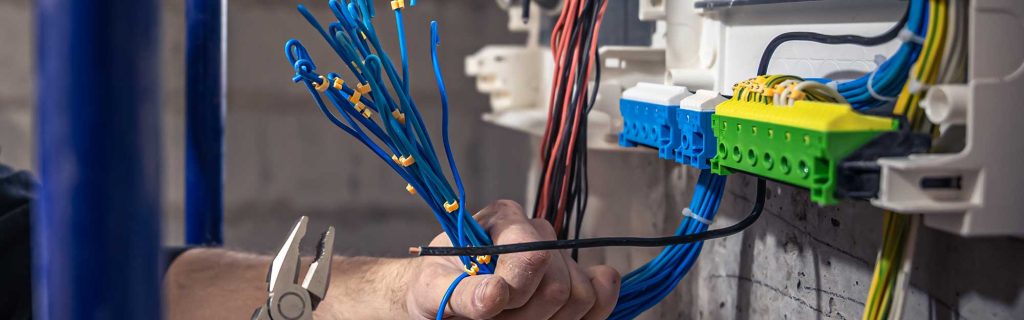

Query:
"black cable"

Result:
[[413, 179, 766, 256], [756, 4, 909, 76]]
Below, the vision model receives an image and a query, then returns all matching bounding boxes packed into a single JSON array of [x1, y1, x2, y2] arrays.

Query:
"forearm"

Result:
[[164, 248, 418, 319]]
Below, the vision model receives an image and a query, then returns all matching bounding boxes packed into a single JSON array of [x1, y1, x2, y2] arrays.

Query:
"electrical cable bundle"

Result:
[[759, 0, 928, 111], [533, 0, 608, 243], [282, 1, 498, 318]]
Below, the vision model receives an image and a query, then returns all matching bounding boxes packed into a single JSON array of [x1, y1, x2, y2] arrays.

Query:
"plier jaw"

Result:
[[252, 216, 335, 320]]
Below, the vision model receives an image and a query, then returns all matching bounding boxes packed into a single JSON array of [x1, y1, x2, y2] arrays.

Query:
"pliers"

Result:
[[252, 216, 335, 320]]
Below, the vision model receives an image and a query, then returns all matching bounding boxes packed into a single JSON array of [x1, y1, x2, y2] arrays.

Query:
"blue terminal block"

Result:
[[674, 90, 725, 169], [618, 83, 692, 159]]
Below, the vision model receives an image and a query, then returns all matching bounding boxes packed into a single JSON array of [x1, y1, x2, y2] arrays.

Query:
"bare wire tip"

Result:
[[408, 247, 422, 255]]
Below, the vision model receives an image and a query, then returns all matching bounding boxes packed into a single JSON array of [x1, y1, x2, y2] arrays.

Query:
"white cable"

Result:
[[796, 81, 848, 104]]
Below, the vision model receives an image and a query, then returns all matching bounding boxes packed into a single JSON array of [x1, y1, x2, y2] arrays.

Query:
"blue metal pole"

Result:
[[185, 0, 226, 245], [34, 0, 162, 318]]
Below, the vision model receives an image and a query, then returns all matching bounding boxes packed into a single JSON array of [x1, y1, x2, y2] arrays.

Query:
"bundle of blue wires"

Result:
[[286, 1, 742, 319], [836, 0, 928, 110], [282, 1, 495, 318], [610, 171, 727, 319]]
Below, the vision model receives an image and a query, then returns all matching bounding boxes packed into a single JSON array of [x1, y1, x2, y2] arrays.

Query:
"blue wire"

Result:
[[437, 272, 469, 320]]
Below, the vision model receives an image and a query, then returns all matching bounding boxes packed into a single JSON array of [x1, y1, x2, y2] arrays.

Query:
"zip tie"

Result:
[[348, 91, 363, 104], [826, 80, 838, 90], [357, 83, 372, 94], [392, 110, 406, 125], [682, 208, 712, 225], [898, 28, 926, 44], [314, 75, 330, 92], [907, 78, 931, 94], [390, 0, 405, 10], [866, 70, 897, 102], [332, 77, 345, 90], [463, 263, 479, 276], [405, 183, 416, 195], [443, 200, 459, 213]]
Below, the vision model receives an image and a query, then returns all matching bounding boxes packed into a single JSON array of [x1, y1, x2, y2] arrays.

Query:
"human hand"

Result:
[[404, 200, 621, 319]]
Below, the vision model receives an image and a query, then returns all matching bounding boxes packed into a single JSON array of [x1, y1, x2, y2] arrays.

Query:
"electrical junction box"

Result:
[[675, 90, 722, 169]]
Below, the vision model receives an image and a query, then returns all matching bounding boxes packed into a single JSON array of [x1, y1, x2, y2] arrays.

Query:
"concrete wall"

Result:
[[1, 0, 1022, 319]]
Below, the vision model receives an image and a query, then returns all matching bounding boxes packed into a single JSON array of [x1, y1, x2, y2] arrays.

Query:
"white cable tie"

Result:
[[682, 208, 712, 226], [867, 69, 898, 102], [907, 78, 931, 94], [874, 54, 887, 66], [898, 28, 926, 44], [826, 80, 838, 90]]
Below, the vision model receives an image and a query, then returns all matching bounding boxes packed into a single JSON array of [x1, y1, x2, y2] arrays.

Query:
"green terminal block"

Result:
[[710, 100, 896, 205]]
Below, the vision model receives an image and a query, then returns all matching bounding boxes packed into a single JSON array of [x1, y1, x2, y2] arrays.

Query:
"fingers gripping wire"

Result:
[[412, 178, 767, 256]]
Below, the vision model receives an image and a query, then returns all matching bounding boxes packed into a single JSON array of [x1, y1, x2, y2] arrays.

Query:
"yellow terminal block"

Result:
[[444, 200, 459, 213], [390, 0, 405, 10], [405, 183, 416, 195], [332, 77, 345, 90], [314, 76, 330, 92], [392, 110, 406, 125], [476, 255, 492, 264], [464, 263, 479, 276], [348, 91, 362, 104]]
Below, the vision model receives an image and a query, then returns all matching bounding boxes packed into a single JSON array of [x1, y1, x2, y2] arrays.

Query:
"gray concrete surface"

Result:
[[1, 0, 1023, 319]]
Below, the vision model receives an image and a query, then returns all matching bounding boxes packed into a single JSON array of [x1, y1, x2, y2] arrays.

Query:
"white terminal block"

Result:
[[872, 0, 1024, 237], [680, 89, 723, 112]]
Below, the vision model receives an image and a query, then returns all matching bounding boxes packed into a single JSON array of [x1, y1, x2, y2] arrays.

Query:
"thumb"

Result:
[[431, 274, 510, 319]]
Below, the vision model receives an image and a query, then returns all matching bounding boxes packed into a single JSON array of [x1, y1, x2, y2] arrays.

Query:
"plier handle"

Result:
[[252, 216, 335, 320]]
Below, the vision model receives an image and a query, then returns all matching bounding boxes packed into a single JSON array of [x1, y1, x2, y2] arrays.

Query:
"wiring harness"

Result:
[[534, 0, 608, 245], [282, 1, 495, 318]]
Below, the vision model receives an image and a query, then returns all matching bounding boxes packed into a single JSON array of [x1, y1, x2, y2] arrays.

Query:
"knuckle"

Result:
[[489, 199, 524, 216], [513, 251, 551, 273], [539, 282, 572, 305], [572, 284, 597, 307]]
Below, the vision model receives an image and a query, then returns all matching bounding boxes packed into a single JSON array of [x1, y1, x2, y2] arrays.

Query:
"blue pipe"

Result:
[[33, 0, 163, 318], [185, 0, 226, 245]]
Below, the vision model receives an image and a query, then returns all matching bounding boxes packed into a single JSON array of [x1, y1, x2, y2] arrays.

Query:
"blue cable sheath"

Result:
[[437, 273, 470, 320]]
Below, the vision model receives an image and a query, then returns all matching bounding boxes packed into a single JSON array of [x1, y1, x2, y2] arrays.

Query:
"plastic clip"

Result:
[[392, 110, 406, 125], [464, 263, 479, 276], [406, 183, 416, 195], [682, 208, 712, 225], [443, 200, 459, 213], [332, 77, 345, 90], [390, 0, 405, 10], [357, 83, 372, 94], [348, 91, 363, 104], [391, 155, 414, 167], [476, 255, 492, 264], [314, 75, 331, 92]]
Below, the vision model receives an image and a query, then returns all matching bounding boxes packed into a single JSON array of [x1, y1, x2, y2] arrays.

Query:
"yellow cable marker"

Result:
[[398, 155, 415, 167], [390, 0, 404, 10], [314, 76, 330, 92], [357, 83, 372, 94], [361, 108, 373, 119], [476, 255, 491, 264], [348, 91, 362, 104], [391, 154, 400, 164], [392, 110, 406, 125], [405, 184, 416, 195], [464, 263, 479, 276], [443, 200, 459, 213], [353, 102, 367, 112], [332, 77, 345, 90]]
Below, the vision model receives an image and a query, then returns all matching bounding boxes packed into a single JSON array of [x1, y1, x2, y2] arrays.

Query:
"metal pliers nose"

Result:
[[252, 216, 335, 320]]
